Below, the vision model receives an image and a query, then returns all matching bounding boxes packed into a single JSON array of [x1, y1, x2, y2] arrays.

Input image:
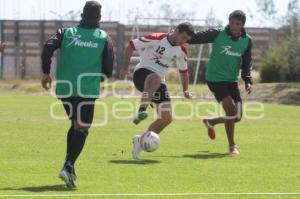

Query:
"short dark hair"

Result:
[[176, 22, 194, 36], [82, 1, 102, 20], [229, 10, 246, 24]]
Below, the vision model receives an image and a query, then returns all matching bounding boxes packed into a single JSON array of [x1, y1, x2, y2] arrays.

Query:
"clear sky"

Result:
[[0, 0, 292, 27]]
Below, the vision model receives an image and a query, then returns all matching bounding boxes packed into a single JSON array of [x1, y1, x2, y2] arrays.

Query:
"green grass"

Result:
[[0, 94, 299, 199]]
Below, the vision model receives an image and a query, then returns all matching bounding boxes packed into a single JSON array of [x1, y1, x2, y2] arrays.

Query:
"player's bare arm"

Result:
[[41, 74, 52, 90], [119, 43, 134, 80], [180, 70, 192, 99]]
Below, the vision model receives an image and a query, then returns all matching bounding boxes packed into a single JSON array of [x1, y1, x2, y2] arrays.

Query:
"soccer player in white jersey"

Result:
[[119, 23, 194, 160]]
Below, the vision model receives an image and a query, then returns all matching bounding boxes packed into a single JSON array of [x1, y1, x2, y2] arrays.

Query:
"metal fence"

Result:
[[0, 20, 282, 80]]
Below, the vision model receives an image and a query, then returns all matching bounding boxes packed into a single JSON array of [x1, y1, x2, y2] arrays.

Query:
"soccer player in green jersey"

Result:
[[188, 10, 253, 155], [41, 1, 114, 188]]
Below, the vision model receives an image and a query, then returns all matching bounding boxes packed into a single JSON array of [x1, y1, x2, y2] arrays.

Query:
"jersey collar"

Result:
[[225, 25, 247, 41], [166, 34, 177, 47]]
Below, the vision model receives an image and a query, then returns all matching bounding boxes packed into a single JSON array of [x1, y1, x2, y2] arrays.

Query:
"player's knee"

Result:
[[224, 105, 236, 116], [73, 120, 91, 133], [234, 116, 242, 123], [222, 98, 236, 116], [73, 126, 89, 137], [147, 74, 161, 87], [234, 104, 243, 123]]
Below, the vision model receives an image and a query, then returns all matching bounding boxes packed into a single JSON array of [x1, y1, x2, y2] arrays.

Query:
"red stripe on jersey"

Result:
[[129, 40, 136, 50], [144, 32, 167, 41], [179, 69, 188, 74], [180, 44, 188, 55], [139, 38, 151, 43]]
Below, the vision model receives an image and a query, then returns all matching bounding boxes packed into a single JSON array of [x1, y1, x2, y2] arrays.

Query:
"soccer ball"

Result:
[[140, 131, 160, 152]]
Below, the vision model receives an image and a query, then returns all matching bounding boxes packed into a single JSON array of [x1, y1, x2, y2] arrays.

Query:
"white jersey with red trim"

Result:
[[130, 32, 188, 81]]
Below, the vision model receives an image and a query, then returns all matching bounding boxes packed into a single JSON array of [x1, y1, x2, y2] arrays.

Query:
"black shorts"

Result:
[[207, 81, 242, 103], [133, 68, 170, 104], [61, 97, 96, 125]]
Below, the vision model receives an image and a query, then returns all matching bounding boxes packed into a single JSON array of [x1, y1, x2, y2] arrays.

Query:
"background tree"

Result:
[[260, 0, 300, 82]]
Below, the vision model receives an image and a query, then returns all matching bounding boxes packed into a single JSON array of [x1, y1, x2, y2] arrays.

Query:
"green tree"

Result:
[[260, 0, 300, 82]]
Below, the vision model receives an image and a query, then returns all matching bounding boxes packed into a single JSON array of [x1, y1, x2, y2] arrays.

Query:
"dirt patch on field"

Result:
[[243, 83, 300, 105]]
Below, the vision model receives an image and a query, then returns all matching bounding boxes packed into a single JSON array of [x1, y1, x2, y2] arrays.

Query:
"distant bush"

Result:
[[260, 36, 300, 82], [260, 0, 300, 82], [260, 42, 289, 82]]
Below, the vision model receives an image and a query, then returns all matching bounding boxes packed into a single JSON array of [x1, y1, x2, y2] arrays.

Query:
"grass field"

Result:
[[0, 93, 300, 199]]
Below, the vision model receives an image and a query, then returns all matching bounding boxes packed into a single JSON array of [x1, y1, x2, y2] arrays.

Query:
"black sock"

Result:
[[139, 106, 146, 112], [66, 128, 88, 165], [66, 126, 74, 161]]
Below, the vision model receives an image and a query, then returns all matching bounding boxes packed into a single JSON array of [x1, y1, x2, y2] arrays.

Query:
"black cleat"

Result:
[[59, 164, 77, 189]]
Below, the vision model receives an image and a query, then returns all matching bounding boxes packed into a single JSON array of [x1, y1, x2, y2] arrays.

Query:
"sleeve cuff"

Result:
[[243, 77, 253, 85], [129, 40, 136, 50], [179, 69, 188, 74]]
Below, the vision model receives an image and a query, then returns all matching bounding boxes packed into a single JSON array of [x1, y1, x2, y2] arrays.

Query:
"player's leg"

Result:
[[60, 97, 95, 188], [59, 98, 77, 188], [132, 84, 171, 160], [222, 96, 242, 155], [132, 68, 161, 124], [221, 81, 243, 154], [228, 82, 243, 124], [139, 73, 161, 110], [208, 101, 242, 125], [222, 96, 237, 148], [60, 98, 74, 161], [66, 98, 95, 165], [148, 102, 172, 134], [148, 84, 172, 134], [227, 82, 243, 154], [203, 82, 244, 139], [202, 82, 229, 140]]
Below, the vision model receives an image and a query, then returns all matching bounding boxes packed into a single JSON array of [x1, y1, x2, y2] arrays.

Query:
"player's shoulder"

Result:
[[242, 28, 252, 41], [55, 27, 68, 38], [245, 32, 252, 40], [218, 26, 226, 32], [98, 28, 108, 37], [143, 32, 168, 41]]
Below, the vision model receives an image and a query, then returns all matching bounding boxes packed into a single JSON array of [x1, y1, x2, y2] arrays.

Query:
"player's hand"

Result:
[[119, 67, 129, 80], [245, 83, 252, 94], [183, 90, 193, 99], [0, 43, 5, 52], [41, 74, 52, 90]]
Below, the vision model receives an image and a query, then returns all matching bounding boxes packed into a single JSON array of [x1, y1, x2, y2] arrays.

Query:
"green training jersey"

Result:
[[56, 26, 107, 98], [206, 27, 250, 82]]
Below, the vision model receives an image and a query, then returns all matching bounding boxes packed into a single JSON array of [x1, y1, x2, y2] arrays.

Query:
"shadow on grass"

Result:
[[0, 184, 74, 192], [144, 151, 230, 160], [183, 152, 230, 159], [197, 150, 210, 153], [109, 159, 160, 165]]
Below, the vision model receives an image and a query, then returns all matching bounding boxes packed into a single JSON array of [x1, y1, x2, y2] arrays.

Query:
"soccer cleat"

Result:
[[60, 162, 77, 181], [133, 111, 148, 125], [71, 167, 77, 181], [59, 165, 77, 189], [229, 145, 240, 155], [132, 135, 142, 160], [202, 119, 216, 140]]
